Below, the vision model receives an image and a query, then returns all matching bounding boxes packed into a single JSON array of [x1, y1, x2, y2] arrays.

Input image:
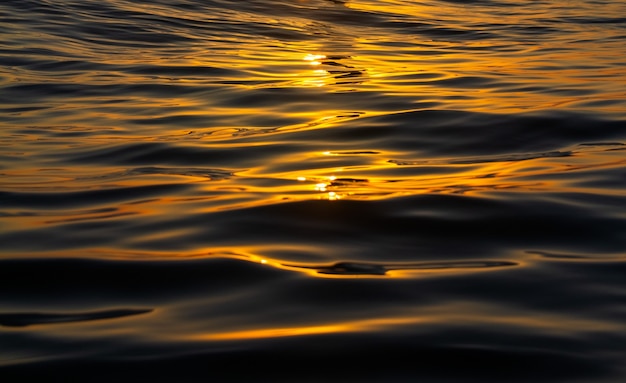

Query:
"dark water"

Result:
[[1, 0, 625, 381]]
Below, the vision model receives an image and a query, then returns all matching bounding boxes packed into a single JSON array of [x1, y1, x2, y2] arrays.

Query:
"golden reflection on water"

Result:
[[2, 146, 622, 241], [190, 305, 621, 342], [2, 0, 625, 262], [239, 146, 624, 203], [194, 316, 422, 341]]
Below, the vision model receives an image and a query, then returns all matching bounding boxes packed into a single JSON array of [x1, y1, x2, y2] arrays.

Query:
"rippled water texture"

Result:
[[1, 0, 625, 381]]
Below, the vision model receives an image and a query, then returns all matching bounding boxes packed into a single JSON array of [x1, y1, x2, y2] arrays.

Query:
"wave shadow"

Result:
[[0, 308, 153, 327]]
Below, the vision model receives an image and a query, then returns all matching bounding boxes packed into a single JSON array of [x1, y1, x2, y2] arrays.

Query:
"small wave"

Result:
[[0, 183, 188, 209], [282, 260, 517, 276], [389, 150, 572, 165], [0, 308, 152, 327], [527, 251, 625, 261]]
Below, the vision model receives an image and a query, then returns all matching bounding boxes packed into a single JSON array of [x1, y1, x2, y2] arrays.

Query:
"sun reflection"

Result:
[[295, 173, 346, 199], [301, 51, 366, 87], [304, 54, 327, 65], [310, 174, 345, 200], [328, 191, 341, 200]]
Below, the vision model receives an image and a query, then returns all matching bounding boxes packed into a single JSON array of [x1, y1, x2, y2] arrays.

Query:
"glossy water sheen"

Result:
[[1, 0, 625, 381]]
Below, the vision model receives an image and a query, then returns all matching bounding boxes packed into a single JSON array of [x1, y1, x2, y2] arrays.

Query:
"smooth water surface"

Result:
[[1, 0, 625, 381]]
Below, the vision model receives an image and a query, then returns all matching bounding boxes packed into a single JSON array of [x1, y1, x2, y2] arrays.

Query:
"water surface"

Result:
[[1, 0, 625, 381]]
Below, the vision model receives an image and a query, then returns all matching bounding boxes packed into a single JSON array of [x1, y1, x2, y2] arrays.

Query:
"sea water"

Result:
[[1, 0, 625, 381]]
